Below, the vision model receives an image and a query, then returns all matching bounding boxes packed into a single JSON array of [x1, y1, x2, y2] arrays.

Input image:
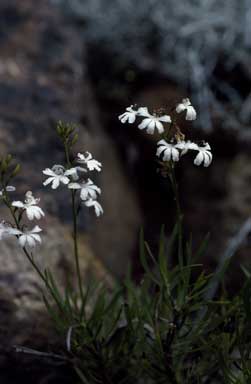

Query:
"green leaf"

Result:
[[43, 294, 65, 331], [242, 280, 251, 320], [74, 367, 90, 384], [194, 233, 210, 262], [139, 228, 159, 285], [158, 225, 169, 287], [241, 264, 251, 279], [11, 163, 21, 177], [71, 133, 79, 146]]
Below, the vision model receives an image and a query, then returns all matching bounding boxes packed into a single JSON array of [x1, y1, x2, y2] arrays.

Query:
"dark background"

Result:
[[0, 0, 251, 382]]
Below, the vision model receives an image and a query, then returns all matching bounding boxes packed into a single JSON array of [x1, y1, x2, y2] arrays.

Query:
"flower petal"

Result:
[[27, 236, 36, 247], [186, 106, 197, 121], [138, 118, 151, 130], [204, 152, 213, 167], [43, 168, 55, 177], [156, 146, 165, 157], [60, 176, 70, 185], [155, 120, 164, 134], [176, 104, 185, 114], [118, 113, 127, 123], [30, 234, 42, 243], [43, 177, 54, 186], [32, 225, 42, 233], [19, 235, 27, 248], [146, 120, 156, 134], [52, 178, 60, 189], [68, 183, 81, 189], [158, 115, 171, 123], [12, 201, 25, 208], [162, 148, 171, 161], [194, 152, 204, 166], [64, 168, 78, 176], [137, 107, 150, 117], [128, 113, 136, 124], [171, 148, 180, 162], [6, 186, 16, 192]]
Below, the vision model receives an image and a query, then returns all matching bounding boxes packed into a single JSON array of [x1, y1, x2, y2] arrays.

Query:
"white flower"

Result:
[[0, 221, 19, 240], [0, 222, 42, 247], [43, 165, 71, 189], [12, 191, 45, 220], [15, 225, 42, 248], [194, 143, 212, 167], [84, 199, 103, 217], [77, 152, 102, 172], [138, 107, 171, 134], [68, 178, 101, 201], [156, 140, 180, 162], [0, 186, 16, 196], [118, 105, 138, 124], [65, 167, 81, 181], [175, 140, 199, 155], [176, 98, 197, 121]]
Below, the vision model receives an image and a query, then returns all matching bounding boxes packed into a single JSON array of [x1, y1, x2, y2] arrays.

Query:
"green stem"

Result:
[[95, 346, 113, 384], [4, 195, 64, 312], [64, 141, 84, 303], [169, 166, 183, 267], [169, 166, 181, 221], [71, 189, 84, 301]]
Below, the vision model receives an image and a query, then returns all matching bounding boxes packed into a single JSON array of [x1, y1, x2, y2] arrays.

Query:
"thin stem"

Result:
[[64, 141, 84, 303], [4, 195, 64, 312], [71, 189, 84, 301], [169, 166, 182, 221], [94, 345, 113, 384], [169, 165, 183, 267]]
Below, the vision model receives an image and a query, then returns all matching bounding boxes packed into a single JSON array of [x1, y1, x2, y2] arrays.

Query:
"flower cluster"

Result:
[[119, 98, 212, 168], [0, 189, 44, 248], [157, 140, 212, 167], [0, 148, 103, 252], [12, 191, 45, 220], [119, 106, 172, 135], [43, 151, 103, 217]]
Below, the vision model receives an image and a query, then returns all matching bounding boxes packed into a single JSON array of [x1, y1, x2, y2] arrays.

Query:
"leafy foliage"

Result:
[[2, 121, 251, 382], [42, 226, 251, 384]]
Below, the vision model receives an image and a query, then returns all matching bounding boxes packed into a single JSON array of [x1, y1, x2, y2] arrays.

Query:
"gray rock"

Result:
[[0, 0, 141, 364]]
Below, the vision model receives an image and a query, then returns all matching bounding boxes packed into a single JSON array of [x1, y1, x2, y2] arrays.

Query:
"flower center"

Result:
[[25, 191, 39, 205], [52, 165, 65, 175]]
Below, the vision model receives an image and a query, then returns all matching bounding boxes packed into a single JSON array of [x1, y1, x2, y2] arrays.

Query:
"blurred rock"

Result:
[[224, 154, 251, 230], [0, 0, 142, 371]]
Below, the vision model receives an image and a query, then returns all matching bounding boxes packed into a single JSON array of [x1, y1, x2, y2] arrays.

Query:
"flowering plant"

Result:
[[0, 122, 103, 316], [119, 98, 212, 169], [1, 111, 251, 383]]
